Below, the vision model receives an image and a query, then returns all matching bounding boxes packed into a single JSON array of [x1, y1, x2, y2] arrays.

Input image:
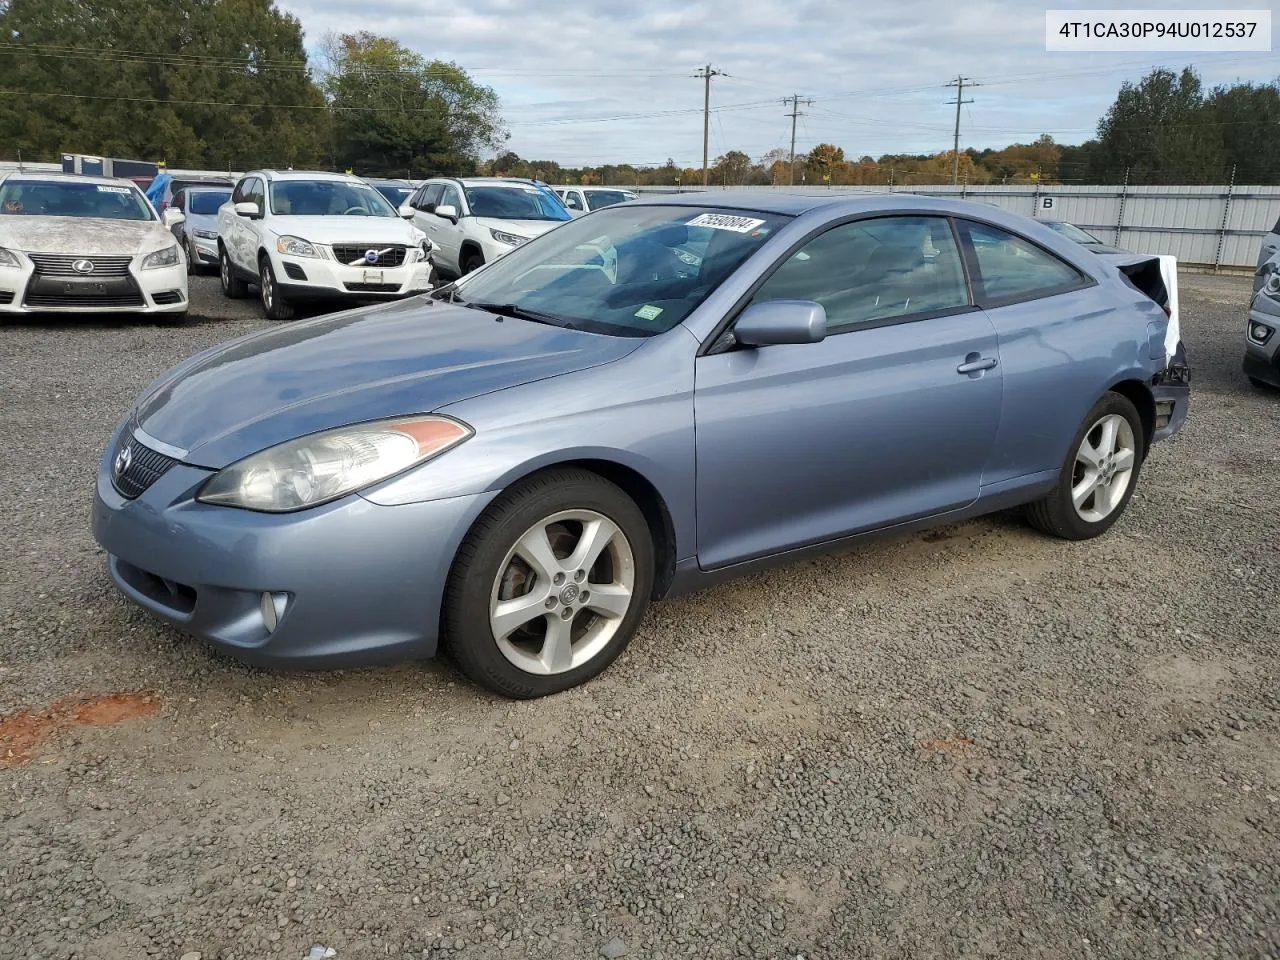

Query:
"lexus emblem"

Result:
[[113, 445, 133, 479], [72, 259, 95, 274]]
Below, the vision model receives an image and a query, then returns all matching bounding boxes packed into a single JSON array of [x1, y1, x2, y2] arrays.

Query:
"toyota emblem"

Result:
[[72, 259, 95, 275], [113, 444, 133, 479]]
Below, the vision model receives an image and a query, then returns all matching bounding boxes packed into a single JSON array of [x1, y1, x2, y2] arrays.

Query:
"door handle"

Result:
[[957, 355, 998, 375]]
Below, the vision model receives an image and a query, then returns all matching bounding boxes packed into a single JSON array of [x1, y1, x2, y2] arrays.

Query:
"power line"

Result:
[[944, 76, 979, 185], [783, 94, 813, 185]]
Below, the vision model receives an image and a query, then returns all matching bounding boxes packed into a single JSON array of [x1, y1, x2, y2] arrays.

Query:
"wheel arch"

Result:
[[475, 455, 679, 601], [1105, 376, 1156, 452], [459, 240, 485, 268]]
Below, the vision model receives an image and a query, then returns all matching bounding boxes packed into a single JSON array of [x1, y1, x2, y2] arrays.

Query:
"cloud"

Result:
[[282, 0, 1278, 167]]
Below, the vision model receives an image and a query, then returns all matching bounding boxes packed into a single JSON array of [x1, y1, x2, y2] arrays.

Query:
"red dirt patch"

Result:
[[0, 692, 162, 767], [921, 735, 975, 753]]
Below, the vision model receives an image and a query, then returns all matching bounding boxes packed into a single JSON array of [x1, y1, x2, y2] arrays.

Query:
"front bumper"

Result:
[[273, 252, 433, 301], [190, 236, 219, 265], [0, 258, 187, 313], [91, 424, 496, 668], [1242, 300, 1280, 388]]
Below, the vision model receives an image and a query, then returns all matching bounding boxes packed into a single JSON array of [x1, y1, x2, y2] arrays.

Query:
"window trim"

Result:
[[955, 217, 1096, 310], [700, 212, 980, 356]]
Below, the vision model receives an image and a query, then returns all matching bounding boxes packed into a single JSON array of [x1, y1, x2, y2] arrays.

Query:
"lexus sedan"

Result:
[[92, 193, 1190, 698]]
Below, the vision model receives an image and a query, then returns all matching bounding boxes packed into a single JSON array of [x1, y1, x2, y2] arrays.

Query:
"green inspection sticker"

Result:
[[634, 304, 664, 321]]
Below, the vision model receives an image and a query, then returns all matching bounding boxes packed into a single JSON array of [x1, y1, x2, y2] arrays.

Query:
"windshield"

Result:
[[0, 179, 154, 220], [1044, 220, 1101, 244], [269, 180, 398, 217], [451, 205, 789, 337], [188, 190, 231, 215], [464, 184, 572, 222], [373, 184, 413, 207], [585, 190, 637, 211]]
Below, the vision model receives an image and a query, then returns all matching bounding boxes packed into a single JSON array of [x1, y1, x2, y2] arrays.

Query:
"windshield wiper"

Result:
[[465, 301, 571, 328]]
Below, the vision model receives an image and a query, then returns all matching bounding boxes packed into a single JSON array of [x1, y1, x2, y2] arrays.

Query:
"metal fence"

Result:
[[636, 183, 1280, 271]]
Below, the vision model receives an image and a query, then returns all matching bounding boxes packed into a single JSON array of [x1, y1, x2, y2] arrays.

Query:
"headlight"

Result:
[[0, 246, 20, 268], [276, 235, 319, 258], [141, 245, 180, 269], [193, 229, 219, 240], [196, 416, 473, 512], [490, 229, 528, 247], [416, 239, 434, 262], [1265, 271, 1280, 297]]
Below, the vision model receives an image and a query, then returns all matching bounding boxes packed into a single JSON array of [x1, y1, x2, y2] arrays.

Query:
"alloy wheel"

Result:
[[1071, 413, 1136, 523]]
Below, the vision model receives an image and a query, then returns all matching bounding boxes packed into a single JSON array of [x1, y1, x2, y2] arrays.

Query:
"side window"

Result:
[[563, 191, 584, 212], [231, 178, 249, 204], [245, 178, 266, 212], [750, 216, 970, 333], [439, 184, 462, 212], [172, 190, 185, 211], [419, 183, 444, 211], [959, 220, 1087, 304]]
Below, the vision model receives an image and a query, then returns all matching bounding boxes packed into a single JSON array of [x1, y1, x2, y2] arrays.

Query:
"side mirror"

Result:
[[398, 203, 415, 219], [435, 204, 458, 223], [161, 208, 185, 228], [734, 300, 827, 347], [234, 201, 261, 219]]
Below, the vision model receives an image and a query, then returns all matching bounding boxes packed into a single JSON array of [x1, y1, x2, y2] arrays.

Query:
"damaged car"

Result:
[[1243, 215, 1280, 389]]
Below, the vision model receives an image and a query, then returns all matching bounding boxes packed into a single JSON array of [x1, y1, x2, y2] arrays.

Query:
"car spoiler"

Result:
[[1095, 251, 1181, 365]]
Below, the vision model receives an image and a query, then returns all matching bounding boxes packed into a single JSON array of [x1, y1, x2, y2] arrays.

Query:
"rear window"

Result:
[[188, 191, 231, 215], [0, 179, 154, 221]]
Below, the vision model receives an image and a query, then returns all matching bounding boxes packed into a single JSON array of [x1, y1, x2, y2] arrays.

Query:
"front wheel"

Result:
[[460, 250, 484, 275], [443, 469, 654, 699], [258, 256, 295, 321], [1026, 392, 1145, 540]]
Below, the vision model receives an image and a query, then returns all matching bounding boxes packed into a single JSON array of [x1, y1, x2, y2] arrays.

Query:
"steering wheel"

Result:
[[343, 206, 365, 215]]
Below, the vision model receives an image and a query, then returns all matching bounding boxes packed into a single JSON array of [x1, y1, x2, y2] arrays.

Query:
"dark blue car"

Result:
[[92, 192, 1190, 698]]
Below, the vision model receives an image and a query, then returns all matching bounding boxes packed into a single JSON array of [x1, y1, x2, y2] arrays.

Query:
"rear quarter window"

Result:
[[958, 220, 1090, 305]]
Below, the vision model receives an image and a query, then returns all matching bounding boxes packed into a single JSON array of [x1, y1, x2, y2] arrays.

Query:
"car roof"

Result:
[[444, 177, 547, 188], [0, 171, 142, 189], [247, 169, 366, 184], [365, 177, 411, 185], [625, 190, 1051, 220]]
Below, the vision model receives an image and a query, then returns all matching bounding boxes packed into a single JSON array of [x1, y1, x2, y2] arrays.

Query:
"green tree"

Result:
[[0, 0, 327, 168], [317, 31, 505, 178], [1206, 80, 1280, 183], [711, 149, 752, 185]]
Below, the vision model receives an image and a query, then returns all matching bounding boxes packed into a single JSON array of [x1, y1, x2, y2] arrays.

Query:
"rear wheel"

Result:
[[258, 255, 295, 321], [219, 246, 248, 299], [444, 469, 654, 699], [1026, 392, 1144, 540]]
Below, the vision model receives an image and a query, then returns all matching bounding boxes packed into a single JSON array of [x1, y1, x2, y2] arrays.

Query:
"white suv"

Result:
[[217, 169, 434, 320], [404, 177, 572, 277]]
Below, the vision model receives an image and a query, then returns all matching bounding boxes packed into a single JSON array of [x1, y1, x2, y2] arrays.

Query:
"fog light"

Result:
[[1251, 323, 1273, 344], [260, 591, 288, 633]]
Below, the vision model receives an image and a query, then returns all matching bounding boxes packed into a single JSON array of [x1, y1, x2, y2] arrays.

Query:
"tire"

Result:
[[258, 255, 295, 321], [460, 250, 484, 275], [219, 246, 249, 299], [443, 468, 655, 699], [1248, 375, 1276, 391], [427, 263, 440, 288], [1026, 392, 1145, 541]]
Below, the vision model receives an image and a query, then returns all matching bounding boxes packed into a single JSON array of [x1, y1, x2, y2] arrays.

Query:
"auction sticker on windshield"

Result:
[[96, 186, 132, 195], [634, 304, 664, 321], [686, 213, 766, 233]]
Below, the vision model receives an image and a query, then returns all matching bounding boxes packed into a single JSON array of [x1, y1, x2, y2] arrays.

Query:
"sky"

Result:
[[280, 0, 1278, 169]]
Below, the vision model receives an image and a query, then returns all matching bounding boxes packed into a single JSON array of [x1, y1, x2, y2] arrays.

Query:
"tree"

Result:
[[0, 0, 328, 169], [1093, 66, 1223, 184], [711, 150, 752, 185], [806, 143, 845, 180], [317, 31, 504, 177], [1206, 81, 1280, 183]]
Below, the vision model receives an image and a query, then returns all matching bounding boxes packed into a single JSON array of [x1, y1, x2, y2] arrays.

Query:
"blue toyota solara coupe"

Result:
[[93, 193, 1191, 698]]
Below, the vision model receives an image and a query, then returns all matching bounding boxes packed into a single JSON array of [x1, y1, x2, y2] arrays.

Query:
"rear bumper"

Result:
[[1151, 341, 1190, 443]]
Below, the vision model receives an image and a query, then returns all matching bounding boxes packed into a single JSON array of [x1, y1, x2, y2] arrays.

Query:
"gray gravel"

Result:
[[1, 274, 1277, 960]]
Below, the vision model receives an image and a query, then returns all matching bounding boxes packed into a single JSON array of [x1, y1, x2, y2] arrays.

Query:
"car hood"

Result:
[[134, 299, 642, 468], [0, 216, 173, 255], [473, 217, 566, 240], [263, 215, 425, 244]]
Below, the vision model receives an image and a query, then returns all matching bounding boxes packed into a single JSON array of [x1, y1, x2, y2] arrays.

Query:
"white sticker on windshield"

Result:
[[635, 304, 664, 321], [686, 213, 766, 233], [96, 185, 131, 195]]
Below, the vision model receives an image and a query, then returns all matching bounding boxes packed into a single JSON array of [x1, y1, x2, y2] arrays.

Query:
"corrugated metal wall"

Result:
[[637, 183, 1280, 269]]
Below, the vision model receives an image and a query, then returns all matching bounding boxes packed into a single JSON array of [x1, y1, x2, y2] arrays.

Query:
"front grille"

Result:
[[25, 292, 146, 308], [343, 282, 402, 293], [330, 244, 408, 268], [110, 430, 179, 499], [152, 291, 184, 305], [0, 291, 12, 304], [28, 253, 134, 277]]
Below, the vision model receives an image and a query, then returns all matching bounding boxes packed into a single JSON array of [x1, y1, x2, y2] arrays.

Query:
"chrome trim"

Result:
[[132, 426, 189, 461]]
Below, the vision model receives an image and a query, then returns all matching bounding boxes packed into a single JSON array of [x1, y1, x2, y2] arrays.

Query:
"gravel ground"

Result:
[[1, 274, 1277, 960]]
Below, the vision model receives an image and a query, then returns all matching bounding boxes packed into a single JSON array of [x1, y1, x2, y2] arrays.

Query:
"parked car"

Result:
[[404, 176, 572, 277], [92, 193, 1190, 698], [1038, 219, 1126, 254], [151, 175, 234, 216], [365, 178, 416, 209], [556, 186, 639, 215], [170, 185, 233, 274], [1243, 214, 1280, 388], [0, 172, 188, 319], [216, 169, 434, 320]]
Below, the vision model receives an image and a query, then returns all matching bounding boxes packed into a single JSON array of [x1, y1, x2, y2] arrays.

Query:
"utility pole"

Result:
[[944, 76, 978, 186], [783, 94, 812, 186], [694, 64, 724, 187]]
